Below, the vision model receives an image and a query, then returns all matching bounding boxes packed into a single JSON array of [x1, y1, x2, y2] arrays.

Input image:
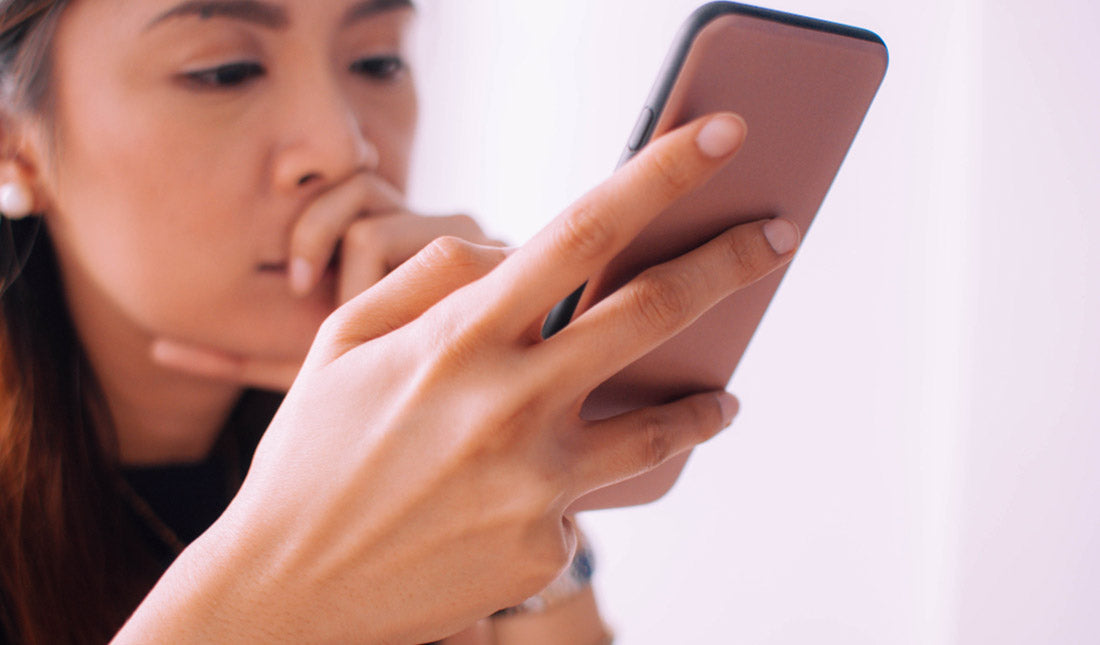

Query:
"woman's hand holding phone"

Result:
[[116, 113, 800, 644]]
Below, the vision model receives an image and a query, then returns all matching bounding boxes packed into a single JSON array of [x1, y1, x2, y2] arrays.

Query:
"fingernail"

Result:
[[718, 393, 740, 427], [695, 114, 745, 158], [763, 219, 798, 255], [289, 258, 315, 296]]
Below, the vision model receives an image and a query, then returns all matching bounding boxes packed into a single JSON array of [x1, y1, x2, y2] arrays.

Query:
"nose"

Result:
[[271, 75, 379, 192]]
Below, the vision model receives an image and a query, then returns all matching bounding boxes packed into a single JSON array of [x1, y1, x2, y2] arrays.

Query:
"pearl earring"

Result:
[[0, 181, 34, 220]]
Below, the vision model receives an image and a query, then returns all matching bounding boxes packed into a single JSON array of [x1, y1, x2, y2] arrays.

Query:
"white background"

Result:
[[407, 1, 1100, 643]]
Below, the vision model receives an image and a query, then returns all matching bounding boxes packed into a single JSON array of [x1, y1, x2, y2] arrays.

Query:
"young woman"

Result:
[[0, 0, 800, 642]]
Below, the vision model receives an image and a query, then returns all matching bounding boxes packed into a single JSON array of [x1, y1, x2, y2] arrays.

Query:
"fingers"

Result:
[[570, 391, 739, 496], [151, 340, 302, 391], [473, 113, 747, 334], [539, 217, 799, 391], [151, 239, 508, 383], [149, 238, 505, 387], [320, 239, 512, 358], [337, 213, 495, 305], [288, 172, 404, 296]]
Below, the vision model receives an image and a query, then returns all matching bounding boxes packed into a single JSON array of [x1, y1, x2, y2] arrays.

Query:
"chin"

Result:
[[152, 296, 330, 365], [228, 302, 331, 359]]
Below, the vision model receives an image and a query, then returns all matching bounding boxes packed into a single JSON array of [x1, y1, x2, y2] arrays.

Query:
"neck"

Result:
[[57, 263, 244, 467]]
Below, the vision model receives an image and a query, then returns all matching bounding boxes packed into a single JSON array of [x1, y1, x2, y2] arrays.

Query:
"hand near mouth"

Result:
[[282, 172, 492, 296], [151, 171, 502, 391], [284, 170, 500, 302]]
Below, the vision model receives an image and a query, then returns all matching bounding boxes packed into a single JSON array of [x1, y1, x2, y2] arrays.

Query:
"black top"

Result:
[[120, 449, 238, 566], [117, 389, 278, 566]]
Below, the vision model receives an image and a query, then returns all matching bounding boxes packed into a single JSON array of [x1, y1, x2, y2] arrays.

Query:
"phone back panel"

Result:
[[572, 3, 887, 509]]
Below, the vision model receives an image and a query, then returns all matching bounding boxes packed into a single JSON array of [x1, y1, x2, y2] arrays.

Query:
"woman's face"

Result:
[[34, 0, 418, 360]]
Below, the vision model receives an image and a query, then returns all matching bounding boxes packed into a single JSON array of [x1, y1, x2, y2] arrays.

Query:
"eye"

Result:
[[183, 61, 266, 89], [350, 55, 406, 81]]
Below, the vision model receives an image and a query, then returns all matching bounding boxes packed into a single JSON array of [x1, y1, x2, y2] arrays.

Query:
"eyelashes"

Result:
[[350, 55, 406, 81], [183, 61, 265, 88], [182, 55, 408, 90]]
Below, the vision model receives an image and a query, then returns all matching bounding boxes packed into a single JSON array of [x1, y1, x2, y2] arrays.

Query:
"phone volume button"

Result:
[[627, 107, 656, 151]]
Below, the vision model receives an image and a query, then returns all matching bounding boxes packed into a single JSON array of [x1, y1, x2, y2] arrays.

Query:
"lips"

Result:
[[256, 252, 340, 277], [258, 261, 289, 273]]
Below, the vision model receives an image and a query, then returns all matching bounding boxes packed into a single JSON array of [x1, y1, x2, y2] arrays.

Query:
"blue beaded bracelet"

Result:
[[492, 534, 596, 617]]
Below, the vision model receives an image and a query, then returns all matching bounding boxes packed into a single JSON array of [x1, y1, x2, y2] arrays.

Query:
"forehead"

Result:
[[64, 0, 414, 35], [148, 0, 413, 28]]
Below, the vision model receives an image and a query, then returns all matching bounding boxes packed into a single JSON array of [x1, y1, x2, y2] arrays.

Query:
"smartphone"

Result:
[[559, 2, 889, 510]]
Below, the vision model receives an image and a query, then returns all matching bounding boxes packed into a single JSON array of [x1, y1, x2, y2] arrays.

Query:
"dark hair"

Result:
[[0, 0, 62, 297], [0, 4, 149, 643], [0, 3, 274, 642]]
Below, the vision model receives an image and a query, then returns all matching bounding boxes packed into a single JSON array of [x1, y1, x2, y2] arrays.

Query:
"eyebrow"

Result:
[[343, 0, 415, 24], [146, 1, 288, 30], [146, 0, 414, 32]]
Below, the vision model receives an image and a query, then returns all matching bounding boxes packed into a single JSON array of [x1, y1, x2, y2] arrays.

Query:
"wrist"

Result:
[[114, 497, 329, 644], [493, 529, 596, 617], [113, 514, 266, 643]]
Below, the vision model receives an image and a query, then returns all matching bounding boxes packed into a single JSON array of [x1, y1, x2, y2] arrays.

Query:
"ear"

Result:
[[0, 109, 50, 217]]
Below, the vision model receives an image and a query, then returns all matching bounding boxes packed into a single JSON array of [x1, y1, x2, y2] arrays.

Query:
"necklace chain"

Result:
[[113, 474, 187, 556], [112, 433, 244, 557], [106, 407, 248, 559]]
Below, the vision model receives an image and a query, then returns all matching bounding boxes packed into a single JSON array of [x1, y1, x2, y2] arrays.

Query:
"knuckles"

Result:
[[625, 268, 694, 334], [315, 304, 357, 348], [416, 235, 506, 275], [643, 146, 695, 201], [640, 410, 676, 473], [721, 228, 768, 282], [419, 235, 479, 268], [554, 203, 617, 263], [444, 213, 483, 240], [634, 396, 724, 474], [342, 217, 385, 253]]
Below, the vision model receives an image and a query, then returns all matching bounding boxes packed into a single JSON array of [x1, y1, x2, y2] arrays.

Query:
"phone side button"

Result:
[[627, 107, 656, 151]]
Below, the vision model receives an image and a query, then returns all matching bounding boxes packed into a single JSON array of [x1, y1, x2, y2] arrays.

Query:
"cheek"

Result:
[[45, 83, 277, 343], [53, 125, 243, 302], [46, 106, 333, 359]]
